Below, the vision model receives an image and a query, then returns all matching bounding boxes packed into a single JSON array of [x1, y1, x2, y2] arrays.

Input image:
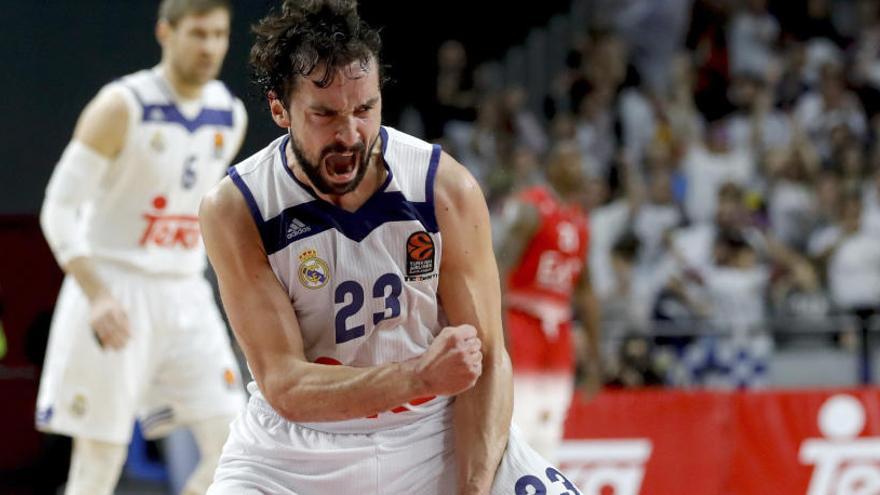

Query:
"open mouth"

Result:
[[324, 153, 359, 184]]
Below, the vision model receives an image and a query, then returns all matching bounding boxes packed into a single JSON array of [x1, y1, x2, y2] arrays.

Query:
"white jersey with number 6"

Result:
[[85, 67, 247, 275]]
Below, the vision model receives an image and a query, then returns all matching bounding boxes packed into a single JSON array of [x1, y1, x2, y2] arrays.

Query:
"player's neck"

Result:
[[157, 64, 203, 101]]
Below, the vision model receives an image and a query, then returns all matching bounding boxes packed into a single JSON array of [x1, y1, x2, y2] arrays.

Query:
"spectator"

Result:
[[862, 162, 880, 236], [681, 117, 757, 224], [728, 0, 780, 79], [794, 62, 868, 160], [766, 139, 820, 251], [727, 73, 792, 154], [429, 39, 477, 138], [809, 192, 880, 315]]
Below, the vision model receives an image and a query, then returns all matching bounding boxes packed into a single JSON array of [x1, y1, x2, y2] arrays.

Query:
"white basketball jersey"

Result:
[[230, 126, 449, 433], [83, 67, 247, 275]]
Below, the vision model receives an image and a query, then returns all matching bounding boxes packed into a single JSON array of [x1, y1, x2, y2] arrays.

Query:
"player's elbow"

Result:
[[259, 366, 310, 422]]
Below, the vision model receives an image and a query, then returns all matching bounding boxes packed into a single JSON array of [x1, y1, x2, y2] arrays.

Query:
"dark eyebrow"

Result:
[[308, 104, 338, 114], [358, 97, 380, 109], [309, 97, 379, 115]]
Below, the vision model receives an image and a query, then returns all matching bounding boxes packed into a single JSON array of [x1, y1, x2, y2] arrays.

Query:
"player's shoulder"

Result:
[[200, 175, 245, 224], [83, 69, 152, 114], [231, 135, 284, 178], [85, 84, 131, 120], [108, 68, 162, 103], [73, 80, 135, 154], [383, 126, 433, 152], [202, 139, 282, 235], [114, 68, 154, 87], [432, 151, 487, 218]]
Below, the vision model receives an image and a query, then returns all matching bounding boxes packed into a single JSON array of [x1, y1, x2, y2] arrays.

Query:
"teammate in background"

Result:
[[496, 143, 602, 462], [35, 1, 247, 493], [199, 1, 581, 493]]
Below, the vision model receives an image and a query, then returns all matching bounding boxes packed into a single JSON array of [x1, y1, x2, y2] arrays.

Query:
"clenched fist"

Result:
[[414, 324, 483, 396]]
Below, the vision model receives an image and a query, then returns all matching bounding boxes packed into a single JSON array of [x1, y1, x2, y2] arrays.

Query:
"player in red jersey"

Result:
[[496, 143, 601, 462]]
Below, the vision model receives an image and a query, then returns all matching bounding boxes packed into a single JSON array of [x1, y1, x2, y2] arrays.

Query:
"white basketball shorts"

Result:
[[208, 393, 582, 494], [35, 261, 246, 444], [512, 372, 575, 464]]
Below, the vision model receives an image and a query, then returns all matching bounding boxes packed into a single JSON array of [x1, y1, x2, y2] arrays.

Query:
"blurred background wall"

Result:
[[0, 0, 572, 214]]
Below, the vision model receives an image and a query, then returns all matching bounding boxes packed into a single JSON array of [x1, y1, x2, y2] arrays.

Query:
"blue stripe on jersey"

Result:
[[229, 167, 265, 221], [120, 80, 235, 133], [426, 144, 441, 203], [380, 126, 389, 156], [261, 192, 437, 254], [141, 104, 234, 133]]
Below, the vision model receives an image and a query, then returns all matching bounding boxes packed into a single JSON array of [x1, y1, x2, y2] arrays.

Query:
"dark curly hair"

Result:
[[250, 0, 383, 104]]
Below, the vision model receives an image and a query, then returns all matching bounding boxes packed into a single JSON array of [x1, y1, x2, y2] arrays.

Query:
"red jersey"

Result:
[[505, 186, 589, 311]]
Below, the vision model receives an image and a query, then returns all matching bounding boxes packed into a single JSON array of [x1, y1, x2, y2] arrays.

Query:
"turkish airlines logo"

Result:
[[800, 394, 880, 494], [139, 195, 200, 249], [558, 439, 652, 495]]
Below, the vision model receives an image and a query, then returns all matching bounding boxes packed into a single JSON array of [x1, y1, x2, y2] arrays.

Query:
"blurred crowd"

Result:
[[411, 0, 880, 388]]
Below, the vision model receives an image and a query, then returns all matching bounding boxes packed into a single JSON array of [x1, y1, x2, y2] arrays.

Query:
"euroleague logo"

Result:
[[406, 231, 437, 281]]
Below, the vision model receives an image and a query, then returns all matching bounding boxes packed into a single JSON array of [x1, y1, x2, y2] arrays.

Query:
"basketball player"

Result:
[[199, 1, 581, 493], [497, 143, 601, 462], [35, 1, 246, 494]]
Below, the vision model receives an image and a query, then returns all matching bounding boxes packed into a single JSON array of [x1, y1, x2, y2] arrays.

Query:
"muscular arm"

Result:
[[434, 153, 512, 494], [574, 266, 602, 396], [39, 88, 133, 348], [41, 87, 128, 301], [200, 179, 479, 422]]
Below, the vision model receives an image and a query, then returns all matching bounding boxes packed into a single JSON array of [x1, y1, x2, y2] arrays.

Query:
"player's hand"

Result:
[[89, 291, 131, 350], [415, 324, 482, 396]]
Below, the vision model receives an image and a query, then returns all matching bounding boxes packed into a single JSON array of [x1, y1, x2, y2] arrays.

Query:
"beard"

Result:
[[288, 129, 379, 195]]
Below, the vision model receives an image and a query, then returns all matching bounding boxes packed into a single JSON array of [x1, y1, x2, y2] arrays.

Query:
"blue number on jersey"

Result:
[[515, 475, 547, 495], [546, 467, 580, 495], [515, 469, 580, 495], [373, 273, 402, 324], [334, 273, 403, 344], [334, 281, 365, 344], [181, 155, 197, 189]]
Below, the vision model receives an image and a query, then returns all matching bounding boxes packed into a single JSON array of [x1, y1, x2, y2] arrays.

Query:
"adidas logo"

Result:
[[286, 218, 311, 239]]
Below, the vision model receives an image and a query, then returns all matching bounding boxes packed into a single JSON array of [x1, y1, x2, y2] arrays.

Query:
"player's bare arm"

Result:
[[495, 198, 540, 282], [574, 265, 602, 398], [434, 152, 513, 494], [200, 178, 482, 422], [41, 87, 132, 349]]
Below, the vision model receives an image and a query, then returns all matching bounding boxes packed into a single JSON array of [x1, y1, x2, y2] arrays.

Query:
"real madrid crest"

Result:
[[298, 249, 330, 289], [70, 393, 88, 417], [150, 130, 165, 152]]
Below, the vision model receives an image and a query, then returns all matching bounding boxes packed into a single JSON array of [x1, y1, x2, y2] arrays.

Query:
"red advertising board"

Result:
[[561, 388, 880, 495]]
